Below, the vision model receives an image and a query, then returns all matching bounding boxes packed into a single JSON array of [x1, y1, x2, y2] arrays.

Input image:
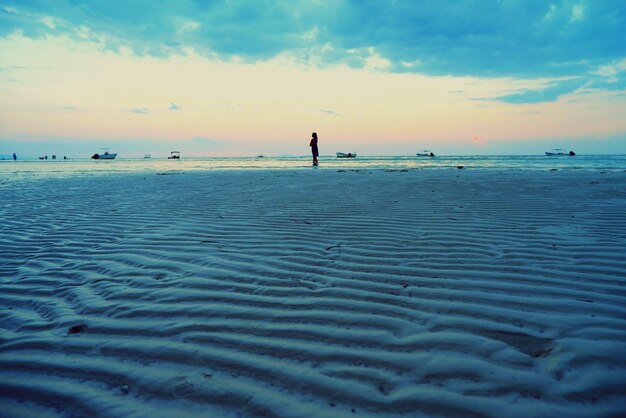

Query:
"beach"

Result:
[[1, 168, 625, 417]]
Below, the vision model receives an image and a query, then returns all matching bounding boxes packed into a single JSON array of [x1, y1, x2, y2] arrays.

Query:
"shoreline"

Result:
[[2, 154, 626, 182]]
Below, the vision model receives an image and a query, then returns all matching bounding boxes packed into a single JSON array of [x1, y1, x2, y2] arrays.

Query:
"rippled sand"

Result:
[[1, 169, 625, 417]]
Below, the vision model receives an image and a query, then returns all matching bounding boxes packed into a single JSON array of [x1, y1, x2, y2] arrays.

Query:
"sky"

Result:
[[1, 0, 625, 157]]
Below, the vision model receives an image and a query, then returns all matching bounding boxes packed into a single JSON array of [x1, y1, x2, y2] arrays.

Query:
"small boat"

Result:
[[416, 150, 435, 157], [168, 151, 180, 159], [91, 151, 117, 160], [143, 154, 151, 159], [545, 149, 575, 156], [336, 152, 357, 158]]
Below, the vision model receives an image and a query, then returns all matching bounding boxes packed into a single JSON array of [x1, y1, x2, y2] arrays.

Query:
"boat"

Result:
[[416, 150, 435, 157], [168, 151, 180, 159], [143, 154, 151, 159], [545, 149, 575, 156], [91, 151, 117, 160], [336, 152, 357, 158]]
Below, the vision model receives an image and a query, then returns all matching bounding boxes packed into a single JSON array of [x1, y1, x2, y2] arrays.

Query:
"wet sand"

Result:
[[1, 169, 625, 417]]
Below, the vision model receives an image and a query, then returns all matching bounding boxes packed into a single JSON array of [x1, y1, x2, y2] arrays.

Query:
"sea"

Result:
[[1, 154, 625, 180]]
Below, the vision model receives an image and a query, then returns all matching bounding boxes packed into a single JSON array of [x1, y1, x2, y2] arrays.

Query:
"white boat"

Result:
[[416, 150, 435, 157], [545, 149, 575, 156], [336, 152, 357, 158], [168, 151, 180, 159], [91, 151, 117, 160]]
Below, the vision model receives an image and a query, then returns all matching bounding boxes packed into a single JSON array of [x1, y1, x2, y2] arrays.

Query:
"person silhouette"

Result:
[[310, 132, 319, 166]]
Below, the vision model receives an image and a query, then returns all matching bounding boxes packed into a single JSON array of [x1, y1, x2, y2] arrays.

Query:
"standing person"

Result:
[[12, 153, 16, 161], [310, 132, 319, 166]]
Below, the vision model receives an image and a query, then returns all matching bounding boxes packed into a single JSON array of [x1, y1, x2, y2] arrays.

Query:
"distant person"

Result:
[[310, 132, 319, 165], [12, 153, 16, 161]]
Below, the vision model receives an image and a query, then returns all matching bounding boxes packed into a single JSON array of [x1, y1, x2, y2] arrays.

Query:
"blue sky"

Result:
[[1, 0, 625, 155]]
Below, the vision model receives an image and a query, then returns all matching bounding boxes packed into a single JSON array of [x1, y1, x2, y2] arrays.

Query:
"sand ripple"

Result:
[[1, 170, 625, 417]]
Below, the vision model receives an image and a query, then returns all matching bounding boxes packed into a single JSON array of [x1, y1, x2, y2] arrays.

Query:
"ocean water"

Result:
[[1, 154, 625, 180]]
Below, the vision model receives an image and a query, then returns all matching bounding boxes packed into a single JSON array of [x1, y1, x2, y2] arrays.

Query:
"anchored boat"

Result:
[[91, 151, 117, 160], [416, 150, 435, 157], [545, 149, 575, 156]]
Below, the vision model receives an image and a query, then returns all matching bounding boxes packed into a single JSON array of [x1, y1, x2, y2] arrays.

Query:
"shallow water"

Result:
[[1, 154, 625, 180]]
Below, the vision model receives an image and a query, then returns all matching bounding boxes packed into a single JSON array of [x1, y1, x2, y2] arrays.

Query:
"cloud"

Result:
[[318, 109, 341, 116], [127, 107, 149, 114], [169, 102, 180, 110], [1, 0, 625, 102], [1, 65, 59, 71], [494, 78, 585, 103]]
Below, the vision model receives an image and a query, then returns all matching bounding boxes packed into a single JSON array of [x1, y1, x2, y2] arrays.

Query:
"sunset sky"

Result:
[[1, 0, 625, 156]]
